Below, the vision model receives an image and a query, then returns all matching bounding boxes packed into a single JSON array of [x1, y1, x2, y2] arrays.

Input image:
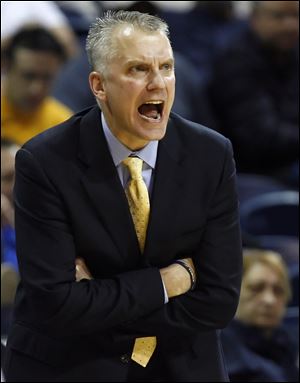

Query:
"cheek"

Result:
[[110, 81, 140, 103], [166, 75, 175, 87], [268, 22, 284, 36], [17, 81, 30, 96], [243, 299, 257, 314], [276, 301, 286, 314], [119, 77, 141, 91], [167, 79, 176, 99], [9, 75, 24, 95], [240, 294, 259, 314]]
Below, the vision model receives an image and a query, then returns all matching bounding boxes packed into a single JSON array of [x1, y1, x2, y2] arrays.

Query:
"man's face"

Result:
[[252, 1, 299, 51], [5, 48, 62, 112], [1, 147, 16, 201], [90, 26, 175, 150], [236, 263, 287, 329]]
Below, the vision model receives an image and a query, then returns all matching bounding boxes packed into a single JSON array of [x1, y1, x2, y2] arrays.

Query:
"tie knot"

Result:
[[123, 157, 143, 180]]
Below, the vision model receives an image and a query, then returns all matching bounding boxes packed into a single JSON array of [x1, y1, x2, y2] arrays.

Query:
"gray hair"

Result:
[[86, 10, 170, 73]]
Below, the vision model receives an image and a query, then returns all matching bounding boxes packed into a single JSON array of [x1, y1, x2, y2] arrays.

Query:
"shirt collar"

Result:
[[101, 113, 158, 169]]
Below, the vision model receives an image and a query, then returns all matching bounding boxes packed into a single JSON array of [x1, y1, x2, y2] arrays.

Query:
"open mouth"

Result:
[[138, 100, 164, 122]]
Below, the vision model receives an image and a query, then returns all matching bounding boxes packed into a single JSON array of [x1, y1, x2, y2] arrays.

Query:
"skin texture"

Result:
[[76, 256, 196, 299], [4, 48, 63, 112], [251, 1, 299, 51], [236, 262, 287, 331], [89, 25, 175, 150]]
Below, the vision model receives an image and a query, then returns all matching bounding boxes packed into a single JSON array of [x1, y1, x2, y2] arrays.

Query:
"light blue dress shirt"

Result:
[[101, 113, 168, 303], [101, 113, 158, 194]]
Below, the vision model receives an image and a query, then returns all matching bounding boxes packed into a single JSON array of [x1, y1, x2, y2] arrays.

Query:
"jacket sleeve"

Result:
[[113, 139, 243, 343], [14, 148, 165, 337]]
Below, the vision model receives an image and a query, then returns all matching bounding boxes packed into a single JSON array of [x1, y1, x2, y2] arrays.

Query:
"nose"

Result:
[[261, 288, 277, 306], [30, 81, 44, 94], [282, 14, 299, 33], [29, 78, 49, 98], [147, 70, 165, 91]]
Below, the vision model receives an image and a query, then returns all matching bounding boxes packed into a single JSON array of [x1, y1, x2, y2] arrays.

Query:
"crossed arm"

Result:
[[75, 257, 196, 299], [14, 140, 241, 339]]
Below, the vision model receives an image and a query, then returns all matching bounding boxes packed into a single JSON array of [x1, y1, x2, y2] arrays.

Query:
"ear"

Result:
[[89, 71, 107, 101]]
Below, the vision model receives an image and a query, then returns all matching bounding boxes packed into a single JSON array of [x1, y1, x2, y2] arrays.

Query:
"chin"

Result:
[[256, 318, 281, 329], [276, 38, 298, 52], [145, 127, 167, 142]]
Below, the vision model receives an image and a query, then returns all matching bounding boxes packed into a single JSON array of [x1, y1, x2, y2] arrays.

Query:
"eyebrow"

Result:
[[125, 58, 175, 66]]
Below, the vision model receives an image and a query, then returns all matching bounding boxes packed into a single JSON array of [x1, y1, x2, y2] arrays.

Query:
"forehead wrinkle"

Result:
[[125, 55, 174, 65]]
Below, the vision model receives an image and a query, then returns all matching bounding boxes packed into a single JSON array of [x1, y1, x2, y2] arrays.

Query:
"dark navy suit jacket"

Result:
[[4, 107, 242, 382]]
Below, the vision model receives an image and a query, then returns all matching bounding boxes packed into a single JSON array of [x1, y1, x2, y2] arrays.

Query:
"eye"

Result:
[[130, 65, 148, 73], [248, 283, 264, 295], [161, 63, 173, 71], [22, 72, 37, 81]]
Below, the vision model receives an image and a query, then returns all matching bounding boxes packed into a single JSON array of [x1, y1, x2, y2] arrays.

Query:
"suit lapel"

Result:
[[77, 107, 140, 263], [77, 108, 187, 265], [145, 117, 187, 264]]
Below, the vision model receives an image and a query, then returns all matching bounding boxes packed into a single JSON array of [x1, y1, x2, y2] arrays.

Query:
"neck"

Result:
[[102, 111, 149, 151]]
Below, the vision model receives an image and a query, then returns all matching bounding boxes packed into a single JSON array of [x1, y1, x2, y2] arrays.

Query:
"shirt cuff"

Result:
[[161, 277, 169, 304]]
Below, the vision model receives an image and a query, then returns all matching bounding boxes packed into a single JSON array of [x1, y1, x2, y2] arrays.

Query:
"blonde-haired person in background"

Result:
[[222, 249, 298, 382]]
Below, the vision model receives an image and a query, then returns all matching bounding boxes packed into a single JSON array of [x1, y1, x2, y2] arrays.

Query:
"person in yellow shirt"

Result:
[[1, 26, 73, 145]]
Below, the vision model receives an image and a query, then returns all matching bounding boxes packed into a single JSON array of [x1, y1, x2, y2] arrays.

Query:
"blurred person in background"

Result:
[[161, 1, 248, 85], [1, 139, 20, 272], [222, 249, 299, 382], [209, 1, 299, 185], [1, 139, 20, 337], [1, 0, 79, 60], [1, 26, 73, 145]]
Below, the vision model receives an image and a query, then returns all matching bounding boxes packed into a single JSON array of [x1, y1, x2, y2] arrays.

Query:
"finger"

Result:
[[76, 265, 88, 281], [75, 264, 92, 281]]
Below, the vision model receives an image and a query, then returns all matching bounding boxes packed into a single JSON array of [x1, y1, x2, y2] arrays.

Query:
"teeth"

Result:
[[144, 101, 163, 105]]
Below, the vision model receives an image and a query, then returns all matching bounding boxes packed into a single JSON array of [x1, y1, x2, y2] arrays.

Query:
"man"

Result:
[[52, 1, 214, 125], [3, 11, 242, 382], [1, 26, 72, 145], [222, 249, 299, 382], [209, 1, 299, 180]]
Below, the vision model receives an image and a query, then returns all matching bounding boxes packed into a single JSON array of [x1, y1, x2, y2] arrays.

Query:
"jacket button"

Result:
[[120, 353, 130, 363]]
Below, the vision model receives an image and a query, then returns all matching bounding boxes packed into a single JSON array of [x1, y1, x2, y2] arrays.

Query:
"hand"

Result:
[[75, 256, 197, 297], [75, 258, 93, 281], [159, 257, 196, 299]]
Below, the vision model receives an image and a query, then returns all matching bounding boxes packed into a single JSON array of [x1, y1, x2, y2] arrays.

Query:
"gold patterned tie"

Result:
[[122, 157, 157, 367]]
